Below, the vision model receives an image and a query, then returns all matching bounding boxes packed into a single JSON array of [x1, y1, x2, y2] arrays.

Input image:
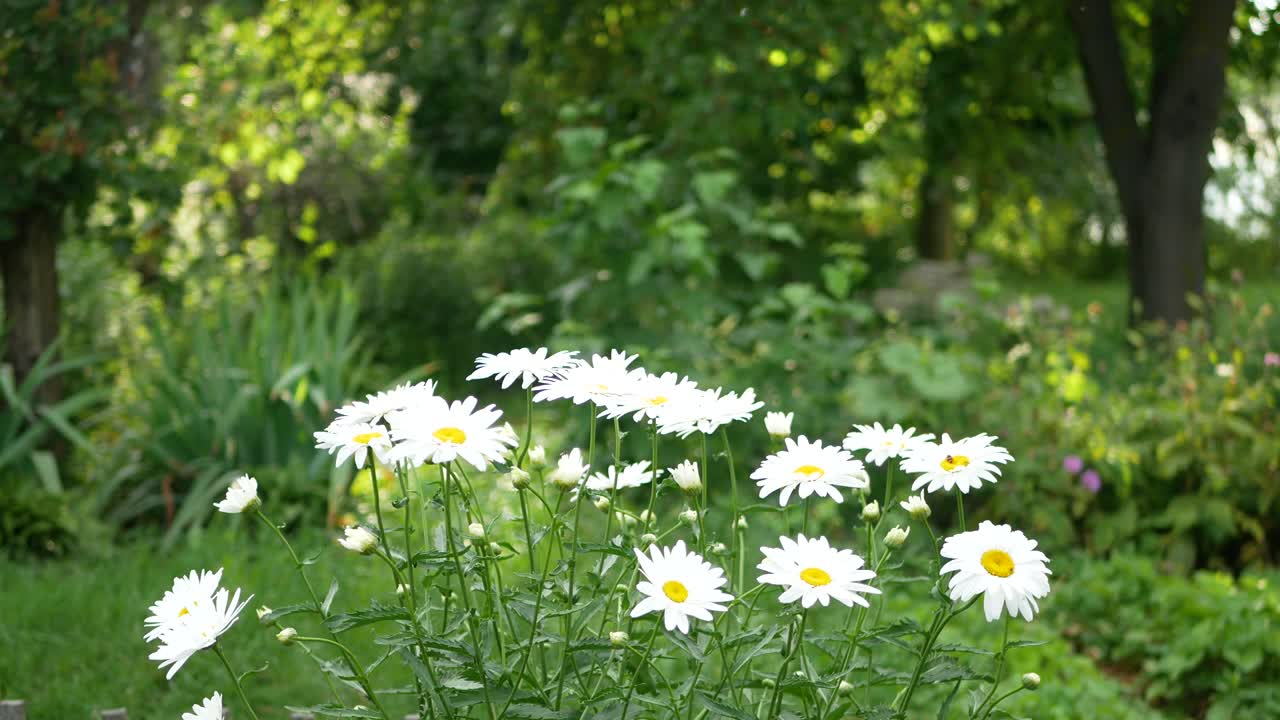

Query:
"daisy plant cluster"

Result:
[[144, 347, 1053, 720]]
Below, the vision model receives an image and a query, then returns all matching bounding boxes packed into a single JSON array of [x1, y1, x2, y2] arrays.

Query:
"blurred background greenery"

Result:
[[1, 0, 1279, 717]]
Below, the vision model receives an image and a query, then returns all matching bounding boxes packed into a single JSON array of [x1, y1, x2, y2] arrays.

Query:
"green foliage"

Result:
[[1053, 553, 1280, 719], [91, 276, 371, 544], [0, 339, 105, 555], [0, 0, 133, 230]]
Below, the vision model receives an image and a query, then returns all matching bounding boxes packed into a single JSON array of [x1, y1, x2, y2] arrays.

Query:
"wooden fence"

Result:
[[0, 703, 422, 720]]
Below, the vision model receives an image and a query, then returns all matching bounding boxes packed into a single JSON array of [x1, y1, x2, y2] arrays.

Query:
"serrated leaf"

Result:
[[695, 690, 754, 720], [663, 627, 706, 661], [325, 602, 410, 633], [442, 676, 484, 691], [1004, 639, 1050, 650], [504, 704, 577, 719], [259, 603, 315, 623], [284, 705, 380, 718]]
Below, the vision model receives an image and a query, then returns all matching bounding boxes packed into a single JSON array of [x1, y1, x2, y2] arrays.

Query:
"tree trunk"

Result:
[[1067, 0, 1234, 327], [1, 208, 62, 403], [915, 165, 955, 260]]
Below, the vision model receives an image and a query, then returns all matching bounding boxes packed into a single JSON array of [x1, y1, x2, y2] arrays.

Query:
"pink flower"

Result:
[[1080, 469, 1101, 493], [1062, 455, 1084, 475], [1265, 352, 1280, 367]]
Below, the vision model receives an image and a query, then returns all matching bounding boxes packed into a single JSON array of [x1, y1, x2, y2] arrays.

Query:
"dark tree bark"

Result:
[[915, 165, 956, 260], [1068, 0, 1237, 326], [0, 209, 62, 403]]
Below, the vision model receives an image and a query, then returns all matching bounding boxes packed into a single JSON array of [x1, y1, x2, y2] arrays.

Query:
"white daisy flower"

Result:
[[338, 525, 378, 554], [598, 370, 701, 423], [144, 568, 226, 641], [654, 386, 764, 438], [533, 349, 639, 406], [630, 540, 733, 634], [764, 411, 794, 438], [334, 381, 438, 424], [183, 692, 223, 720], [314, 420, 393, 469], [583, 461, 653, 493], [940, 521, 1052, 622], [842, 422, 934, 467], [668, 460, 701, 494], [900, 433, 1014, 494], [468, 347, 580, 390], [751, 436, 869, 506], [388, 396, 515, 471], [213, 474, 260, 514], [756, 534, 881, 609], [548, 447, 589, 489], [145, 570, 251, 679]]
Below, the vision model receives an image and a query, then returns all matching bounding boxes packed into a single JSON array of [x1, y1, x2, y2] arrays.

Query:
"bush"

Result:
[[1053, 553, 1280, 719], [91, 275, 372, 544]]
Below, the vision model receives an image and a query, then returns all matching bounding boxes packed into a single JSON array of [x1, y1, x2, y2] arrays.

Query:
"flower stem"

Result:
[[767, 610, 808, 717], [292, 636, 393, 720], [721, 428, 743, 593], [556, 402, 596, 708], [620, 623, 661, 720], [213, 643, 262, 720], [956, 491, 966, 532], [441, 466, 497, 720], [514, 388, 534, 468], [975, 616, 1013, 718]]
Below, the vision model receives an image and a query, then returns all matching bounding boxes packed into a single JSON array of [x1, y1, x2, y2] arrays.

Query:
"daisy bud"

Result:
[[489, 542, 502, 554], [338, 526, 378, 554], [884, 525, 910, 549], [639, 509, 655, 526], [899, 494, 931, 521], [468, 522, 486, 540], [710, 542, 728, 555], [668, 460, 702, 495], [861, 500, 881, 523], [256, 606, 273, 624], [680, 509, 699, 526], [508, 467, 531, 490], [396, 584, 408, 595], [614, 511, 637, 530], [1021, 672, 1041, 691], [594, 496, 611, 512], [736, 516, 748, 530], [528, 445, 548, 468], [765, 411, 794, 439], [609, 631, 630, 647], [640, 533, 658, 546], [277, 627, 298, 645], [838, 680, 854, 695]]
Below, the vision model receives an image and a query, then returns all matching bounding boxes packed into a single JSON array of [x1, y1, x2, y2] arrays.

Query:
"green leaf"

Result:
[[324, 602, 410, 633], [258, 603, 315, 624], [284, 705, 381, 718], [663, 627, 706, 661], [695, 690, 754, 720], [503, 704, 578, 719]]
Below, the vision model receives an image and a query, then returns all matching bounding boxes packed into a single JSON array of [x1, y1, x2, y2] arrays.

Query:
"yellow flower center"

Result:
[[662, 580, 689, 603], [940, 454, 970, 472], [433, 427, 467, 445], [647, 395, 668, 406], [591, 383, 610, 392], [353, 431, 384, 444], [981, 549, 1015, 578], [795, 464, 825, 479], [800, 567, 832, 586], [177, 607, 190, 618]]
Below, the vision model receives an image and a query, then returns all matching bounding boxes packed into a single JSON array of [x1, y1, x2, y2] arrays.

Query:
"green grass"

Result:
[[0, 524, 417, 719]]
